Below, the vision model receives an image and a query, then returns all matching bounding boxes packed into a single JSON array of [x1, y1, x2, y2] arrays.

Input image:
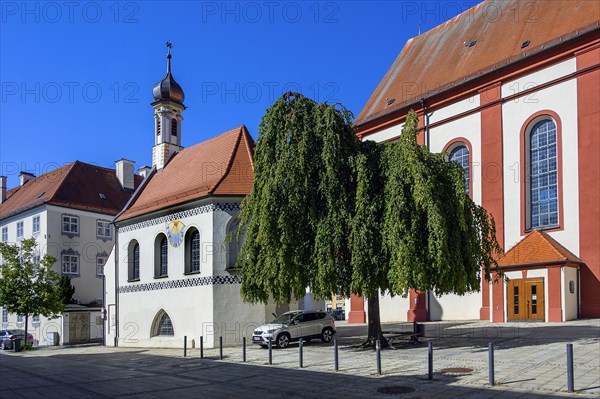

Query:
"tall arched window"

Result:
[[154, 234, 168, 277], [449, 145, 470, 196], [226, 218, 244, 270], [529, 119, 558, 229], [185, 228, 201, 274], [128, 240, 140, 281]]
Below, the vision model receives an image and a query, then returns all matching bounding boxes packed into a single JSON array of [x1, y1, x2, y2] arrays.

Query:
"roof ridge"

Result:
[[49, 161, 80, 204], [181, 125, 246, 153], [240, 125, 255, 169], [209, 126, 243, 194]]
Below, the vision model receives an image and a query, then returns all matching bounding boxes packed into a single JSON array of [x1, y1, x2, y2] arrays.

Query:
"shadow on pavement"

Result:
[[0, 347, 580, 399]]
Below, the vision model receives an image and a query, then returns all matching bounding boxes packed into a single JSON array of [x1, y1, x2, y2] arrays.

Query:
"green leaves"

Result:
[[382, 110, 502, 296], [0, 238, 64, 319], [239, 97, 502, 306]]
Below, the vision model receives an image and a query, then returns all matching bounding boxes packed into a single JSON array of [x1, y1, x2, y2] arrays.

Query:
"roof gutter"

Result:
[[498, 259, 585, 270]]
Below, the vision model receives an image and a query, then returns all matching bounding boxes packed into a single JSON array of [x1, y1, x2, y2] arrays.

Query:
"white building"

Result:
[[0, 160, 141, 344], [104, 47, 311, 349], [348, 0, 599, 324]]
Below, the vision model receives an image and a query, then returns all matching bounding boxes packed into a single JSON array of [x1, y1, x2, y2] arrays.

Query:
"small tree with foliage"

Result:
[[0, 238, 65, 349]]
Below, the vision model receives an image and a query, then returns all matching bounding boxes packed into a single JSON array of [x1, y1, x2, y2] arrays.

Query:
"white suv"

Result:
[[252, 310, 336, 349]]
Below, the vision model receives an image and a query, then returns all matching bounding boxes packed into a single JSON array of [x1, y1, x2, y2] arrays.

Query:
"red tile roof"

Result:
[[0, 161, 142, 220], [356, 0, 600, 126], [116, 125, 254, 222], [498, 230, 582, 267]]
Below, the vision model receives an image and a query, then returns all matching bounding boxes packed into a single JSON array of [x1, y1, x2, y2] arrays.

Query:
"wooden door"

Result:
[[524, 280, 545, 321], [507, 278, 545, 321]]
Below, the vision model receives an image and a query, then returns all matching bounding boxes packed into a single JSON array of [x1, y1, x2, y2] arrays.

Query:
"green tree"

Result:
[[238, 93, 502, 346], [58, 275, 76, 305], [0, 238, 65, 349]]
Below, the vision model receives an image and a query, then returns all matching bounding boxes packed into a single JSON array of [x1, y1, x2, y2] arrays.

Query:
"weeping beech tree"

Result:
[[238, 92, 501, 346]]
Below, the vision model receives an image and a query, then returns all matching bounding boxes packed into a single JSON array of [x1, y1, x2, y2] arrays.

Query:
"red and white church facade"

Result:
[[349, 0, 599, 323]]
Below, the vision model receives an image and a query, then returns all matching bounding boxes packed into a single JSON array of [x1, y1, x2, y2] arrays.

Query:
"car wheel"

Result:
[[276, 333, 290, 349], [0, 341, 4, 350], [321, 328, 334, 343]]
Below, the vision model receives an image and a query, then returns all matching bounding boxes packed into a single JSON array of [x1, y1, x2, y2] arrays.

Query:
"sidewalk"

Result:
[[1, 319, 598, 398]]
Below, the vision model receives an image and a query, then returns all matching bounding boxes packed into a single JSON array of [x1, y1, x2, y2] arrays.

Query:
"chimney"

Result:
[[19, 171, 35, 186], [138, 166, 152, 179], [0, 176, 6, 204], [115, 159, 135, 190]]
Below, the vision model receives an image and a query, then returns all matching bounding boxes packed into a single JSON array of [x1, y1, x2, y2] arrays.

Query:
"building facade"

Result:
[[349, 0, 599, 323], [0, 161, 141, 344]]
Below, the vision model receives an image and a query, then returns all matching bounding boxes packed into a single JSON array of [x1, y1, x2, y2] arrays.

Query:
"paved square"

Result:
[[1, 320, 598, 398]]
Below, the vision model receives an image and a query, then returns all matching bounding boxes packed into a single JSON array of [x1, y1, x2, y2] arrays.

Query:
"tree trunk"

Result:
[[24, 314, 29, 350], [365, 294, 388, 348]]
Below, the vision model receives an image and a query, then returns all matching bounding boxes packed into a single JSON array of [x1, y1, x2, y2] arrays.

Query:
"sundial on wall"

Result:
[[166, 220, 185, 247]]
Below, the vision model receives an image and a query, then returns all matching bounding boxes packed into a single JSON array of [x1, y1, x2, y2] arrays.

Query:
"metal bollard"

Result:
[[299, 338, 303, 368], [184, 336, 187, 358], [268, 337, 273, 364], [219, 336, 223, 360], [243, 337, 246, 362], [334, 339, 339, 371], [428, 342, 433, 380], [200, 336, 204, 359], [567, 343, 574, 392], [376, 339, 382, 375], [488, 342, 494, 386]]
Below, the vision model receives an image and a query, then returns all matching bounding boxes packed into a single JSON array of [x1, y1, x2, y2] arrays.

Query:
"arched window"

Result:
[[529, 119, 558, 229], [226, 218, 244, 269], [154, 234, 168, 277], [184, 228, 201, 273], [449, 145, 470, 196], [156, 119, 161, 136], [128, 240, 140, 281], [171, 118, 178, 137], [152, 310, 174, 337]]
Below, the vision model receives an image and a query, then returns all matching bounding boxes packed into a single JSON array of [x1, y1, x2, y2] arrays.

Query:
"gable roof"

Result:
[[0, 161, 142, 221], [116, 125, 254, 222], [497, 230, 582, 267], [356, 0, 600, 126]]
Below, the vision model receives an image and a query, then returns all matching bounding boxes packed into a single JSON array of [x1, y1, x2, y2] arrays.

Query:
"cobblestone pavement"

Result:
[[1, 319, 598, 398]]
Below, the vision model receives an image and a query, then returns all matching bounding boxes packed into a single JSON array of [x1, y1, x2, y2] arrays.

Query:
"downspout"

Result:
[[420, 97, 431, 322], [420, 97, 430, 149], [576, 265, 580, 319], [114, 225, 119, 347]]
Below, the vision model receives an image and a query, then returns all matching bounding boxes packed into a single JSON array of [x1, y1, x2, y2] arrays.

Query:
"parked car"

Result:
[[329, 309, 345, 321], [0, 329, 35, 350], [252, 310, 336, 349]]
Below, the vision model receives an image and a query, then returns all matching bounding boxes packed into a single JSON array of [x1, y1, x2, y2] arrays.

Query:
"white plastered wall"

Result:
[[501, 58, 580, 255], [563, 266, 578, 321]]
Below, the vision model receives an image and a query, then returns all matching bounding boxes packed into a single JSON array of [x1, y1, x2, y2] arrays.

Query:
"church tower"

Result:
[[151, 42, 185, 170]]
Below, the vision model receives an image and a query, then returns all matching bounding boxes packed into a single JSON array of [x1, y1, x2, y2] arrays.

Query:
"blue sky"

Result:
[[0, 1, 468, 188]]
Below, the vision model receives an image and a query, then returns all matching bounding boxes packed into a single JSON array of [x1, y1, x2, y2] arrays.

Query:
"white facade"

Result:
[[1, 204, 113, 344], [106, 197, 308, 348]]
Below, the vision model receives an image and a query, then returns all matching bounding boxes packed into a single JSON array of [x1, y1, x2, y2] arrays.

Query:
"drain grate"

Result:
[[377, 386, 416, 395], [440, 367, 473, 375]]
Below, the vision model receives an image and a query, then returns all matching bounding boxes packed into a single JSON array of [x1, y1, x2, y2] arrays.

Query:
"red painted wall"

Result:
[[576, 44, 600, 318]]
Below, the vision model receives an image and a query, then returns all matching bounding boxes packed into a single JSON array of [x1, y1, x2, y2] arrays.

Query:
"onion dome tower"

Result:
[[151, 42, 186, 170]]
